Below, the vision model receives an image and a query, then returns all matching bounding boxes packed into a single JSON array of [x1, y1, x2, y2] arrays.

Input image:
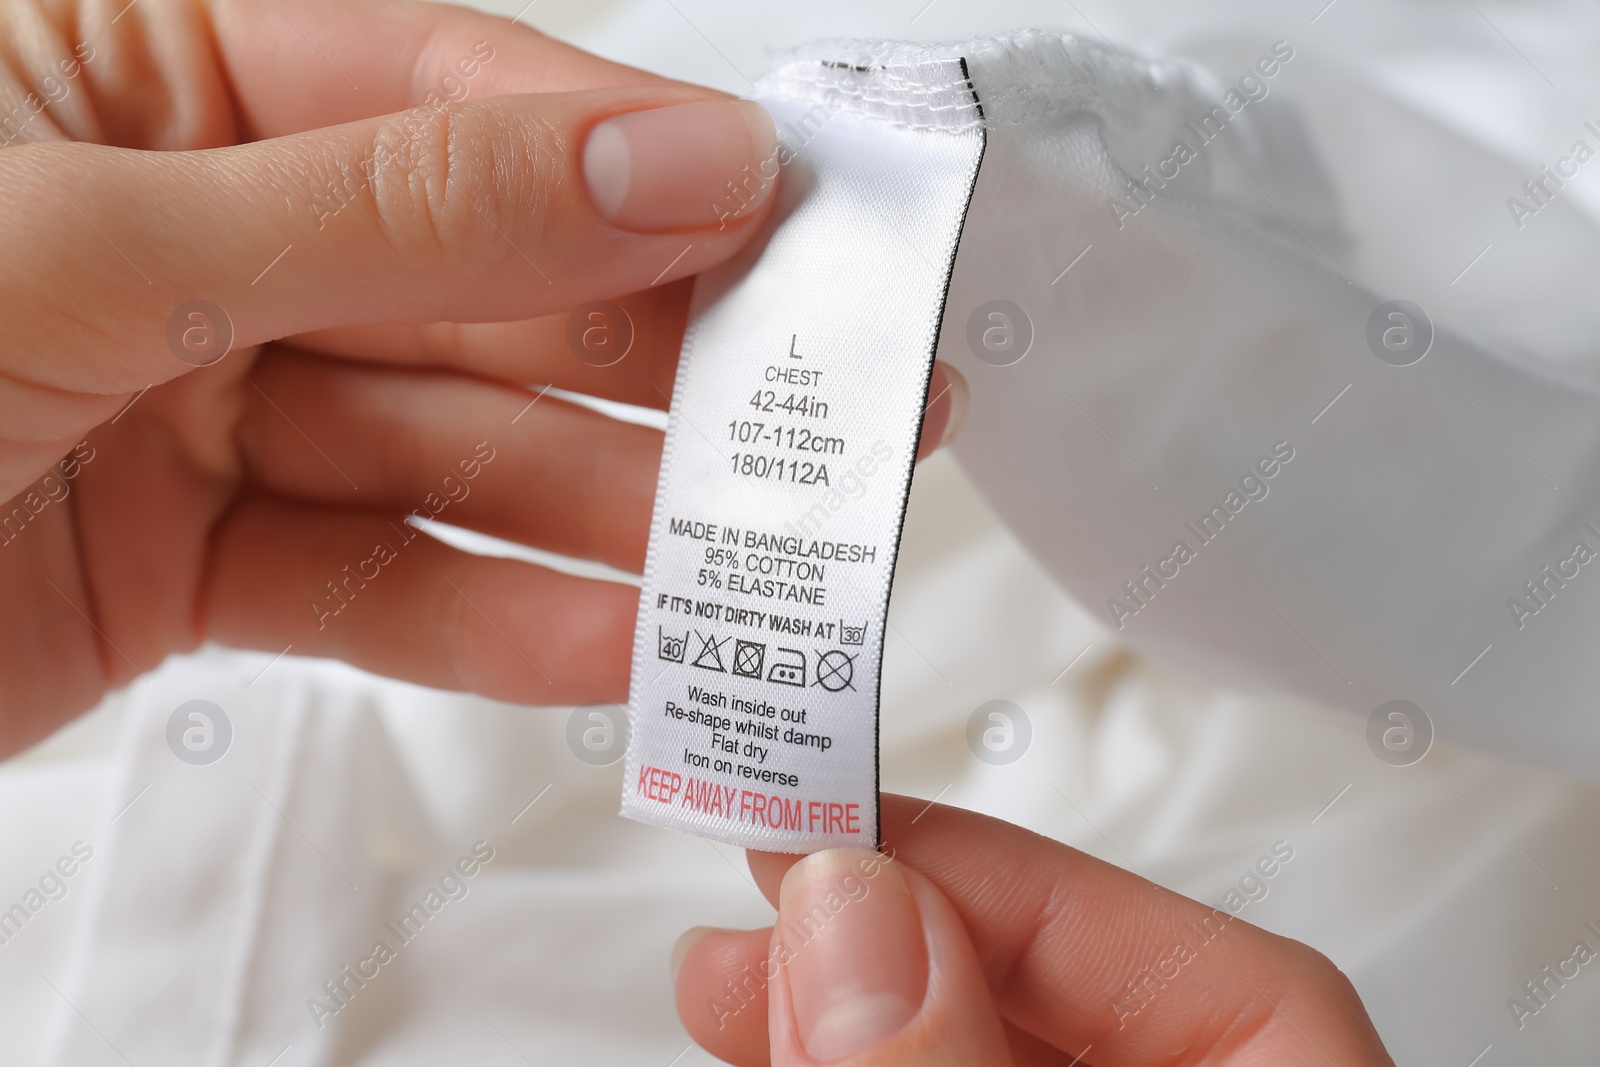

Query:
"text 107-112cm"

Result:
[[728, 422, 845, 454]]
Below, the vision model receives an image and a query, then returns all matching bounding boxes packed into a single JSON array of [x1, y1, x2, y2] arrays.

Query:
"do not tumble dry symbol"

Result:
[[733, 639, 766, 678]]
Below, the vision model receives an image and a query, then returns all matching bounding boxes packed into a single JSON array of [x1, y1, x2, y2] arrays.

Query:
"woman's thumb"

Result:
[[768, 848, 1013, 1067]]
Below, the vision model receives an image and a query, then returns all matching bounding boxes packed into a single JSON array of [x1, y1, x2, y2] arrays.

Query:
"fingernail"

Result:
[[936, 363, 969, 448], [583, 100, 778, 233], [778, 848, 926, 1061], [671, 926, 713, 983]]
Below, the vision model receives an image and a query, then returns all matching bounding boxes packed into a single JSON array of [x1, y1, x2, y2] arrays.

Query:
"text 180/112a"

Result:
[[730, 454, 832, 485]]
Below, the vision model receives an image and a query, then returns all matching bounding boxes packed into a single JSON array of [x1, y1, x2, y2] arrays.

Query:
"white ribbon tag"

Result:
[[621, 59, 986, 851]]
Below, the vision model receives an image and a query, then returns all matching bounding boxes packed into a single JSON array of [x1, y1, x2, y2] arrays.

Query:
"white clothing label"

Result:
[[621, 57, 988, 850], [625, 28, 1600, 784]]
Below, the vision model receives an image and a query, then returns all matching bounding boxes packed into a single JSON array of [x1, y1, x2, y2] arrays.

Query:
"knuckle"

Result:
[[363, 102, 553, 267], [364, 104, 459, 261]]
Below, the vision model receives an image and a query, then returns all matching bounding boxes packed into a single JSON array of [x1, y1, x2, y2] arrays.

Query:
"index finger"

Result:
[[4, 86, 778, 408], [206, 0, 676, 137]]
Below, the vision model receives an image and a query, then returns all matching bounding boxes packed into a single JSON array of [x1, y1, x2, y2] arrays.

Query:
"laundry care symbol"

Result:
[[657, 627, 687, 663], [766, 647, 806, 687], [691, 631, 729, 672], [838, 619, 866, 646], [733, 639, 766, 678], [814, 650, 856, 692]]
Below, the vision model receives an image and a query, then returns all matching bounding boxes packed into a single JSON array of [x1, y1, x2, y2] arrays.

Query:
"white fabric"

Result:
[[918, 30, 1600, 778], [4, 3, 1600, 1064]]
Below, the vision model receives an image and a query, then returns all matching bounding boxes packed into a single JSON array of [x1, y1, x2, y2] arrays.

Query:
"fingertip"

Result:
[[672, 925, 713, 983], [894, 864, 1013, 1062], [936, 362, 968, 448], [582, 99, 780, 234], [735, 99, 779, 173], [748, 849, 802, 908], [916, 361, 968, 462], [767, 852, 1013, 1066], [775, 849, 925, 1062]]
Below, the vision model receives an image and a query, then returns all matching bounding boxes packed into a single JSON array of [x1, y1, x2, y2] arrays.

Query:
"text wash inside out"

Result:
[[637, 517, 881, 837]]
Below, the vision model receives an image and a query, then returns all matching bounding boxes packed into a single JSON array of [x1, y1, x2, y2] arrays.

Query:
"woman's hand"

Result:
[[0, 0, 780, 754], [672, 794, 1394, 1066], [0, 0, 967, 756], [0, 0, 970, 755]]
